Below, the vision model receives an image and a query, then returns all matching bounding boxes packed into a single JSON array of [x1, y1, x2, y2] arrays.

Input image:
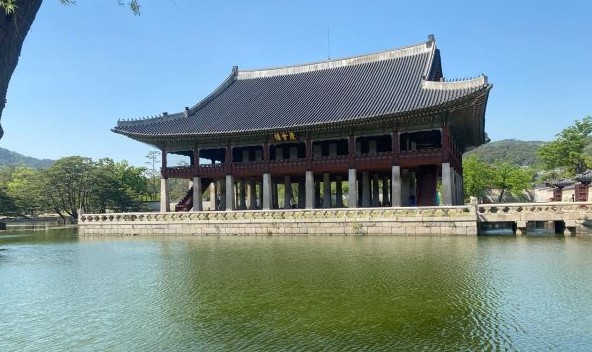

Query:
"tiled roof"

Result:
[[114, 36, 491, 139]]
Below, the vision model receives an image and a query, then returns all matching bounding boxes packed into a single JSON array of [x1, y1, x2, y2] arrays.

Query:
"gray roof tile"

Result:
[[114, 36, 491, 138]]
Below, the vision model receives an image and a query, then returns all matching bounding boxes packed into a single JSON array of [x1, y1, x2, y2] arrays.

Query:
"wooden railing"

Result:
[[163, 149, 451, 179]]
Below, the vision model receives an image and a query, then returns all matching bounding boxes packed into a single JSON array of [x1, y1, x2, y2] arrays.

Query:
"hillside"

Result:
[[464, 139, 544, 167], [0, 147, 54, 168]]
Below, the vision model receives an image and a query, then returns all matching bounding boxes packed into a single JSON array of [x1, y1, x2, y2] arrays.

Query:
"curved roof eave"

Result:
[[114, 84, 492, 144]]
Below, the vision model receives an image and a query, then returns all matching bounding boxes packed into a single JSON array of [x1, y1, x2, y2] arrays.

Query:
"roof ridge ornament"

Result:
[[427, 34, 435, 48]]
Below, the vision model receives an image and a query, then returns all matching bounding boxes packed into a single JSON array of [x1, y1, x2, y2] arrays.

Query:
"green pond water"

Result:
[[1, 228, 591, 351]]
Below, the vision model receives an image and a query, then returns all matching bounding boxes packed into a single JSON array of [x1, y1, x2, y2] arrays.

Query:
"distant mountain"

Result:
[[0, 147, 54, 168], [464, 139, 545, 167]]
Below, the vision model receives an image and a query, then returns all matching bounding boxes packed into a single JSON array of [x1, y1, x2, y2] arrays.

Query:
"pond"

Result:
[[1, 229, 591, 351]]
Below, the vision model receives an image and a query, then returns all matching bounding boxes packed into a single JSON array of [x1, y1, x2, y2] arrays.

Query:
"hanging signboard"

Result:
[[272, 131, 297, 142]]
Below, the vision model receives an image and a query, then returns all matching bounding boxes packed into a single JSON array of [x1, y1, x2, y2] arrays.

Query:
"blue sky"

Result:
[[2, 0, 591, 166]]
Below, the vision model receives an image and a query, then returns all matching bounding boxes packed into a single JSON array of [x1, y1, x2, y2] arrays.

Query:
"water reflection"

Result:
[[1, 231, 591, 351]]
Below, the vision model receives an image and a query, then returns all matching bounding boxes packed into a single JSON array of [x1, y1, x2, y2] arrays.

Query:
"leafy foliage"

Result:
[[0, 156, 147, 221], [462, 156, 493, 201], [6, 166, 45, 216], [463, 156, 534, 202], [1, 0, 141, 15], [537, 116, 592, 176], [490, 162, 534, 202]]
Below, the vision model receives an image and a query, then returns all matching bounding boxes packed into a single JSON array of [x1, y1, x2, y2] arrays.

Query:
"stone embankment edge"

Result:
[[79, 207, 478, 236]]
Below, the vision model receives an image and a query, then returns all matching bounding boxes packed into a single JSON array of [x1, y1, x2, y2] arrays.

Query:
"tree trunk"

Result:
[[0, 0, 43, 140]]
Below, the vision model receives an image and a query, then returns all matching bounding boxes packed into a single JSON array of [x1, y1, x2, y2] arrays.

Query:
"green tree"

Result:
[[537, 116, 592, 176], [41, 156, 94, 223], [88, 158, 145, 213], [0, 0, 140, 140], [463, 156, 534, 202], [490, 162, 533, 202], [0, 186, 18, 217], [463, 156, 493, 201], [6, 166, 45, 216]]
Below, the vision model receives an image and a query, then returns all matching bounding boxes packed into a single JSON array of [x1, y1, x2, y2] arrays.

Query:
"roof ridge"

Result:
[[236, 36, 435, 80], [421, 75, 489, 90], [188, 69, 238, 114]]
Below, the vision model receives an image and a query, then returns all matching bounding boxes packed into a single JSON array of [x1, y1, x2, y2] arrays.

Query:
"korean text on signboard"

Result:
[[272, 131, 297, 142]]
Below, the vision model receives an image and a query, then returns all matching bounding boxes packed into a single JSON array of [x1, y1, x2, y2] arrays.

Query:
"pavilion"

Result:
[[113, 35, 492, 212]]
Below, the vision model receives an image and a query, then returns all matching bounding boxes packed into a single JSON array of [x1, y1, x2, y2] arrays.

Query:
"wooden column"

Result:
[[348, 134, 356, 168]]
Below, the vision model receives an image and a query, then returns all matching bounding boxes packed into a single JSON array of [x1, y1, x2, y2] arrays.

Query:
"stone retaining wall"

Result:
[[79, 207, 477, 236]]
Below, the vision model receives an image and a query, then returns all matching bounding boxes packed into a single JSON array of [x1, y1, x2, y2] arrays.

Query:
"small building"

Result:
[[113, 35, 492, 212]]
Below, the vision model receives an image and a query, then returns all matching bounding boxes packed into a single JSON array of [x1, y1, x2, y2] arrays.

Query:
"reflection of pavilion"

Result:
[[114, 35, 492, 212]]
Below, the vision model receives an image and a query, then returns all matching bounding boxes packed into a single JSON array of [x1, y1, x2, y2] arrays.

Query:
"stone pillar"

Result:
[[382, 175, 389, 207], [209, 181, 217, 211], [225, 175, 235, 210], [262, 173, 272, 210], [515, 221, 527, 236], [238, 180, 246, 210], [284, 175, 292, 209], [305, 170, 315, 209], [450, 169, 457, 205], [362, 171, 371, 207], [272, 181, 279, 209], [348, 169, 357, 208], [391, 165, 402, 207], [323, 173, 331, 208], [218, 179, 226, 210], [257, 180, 263, 209], [160, 178, 170, 212], [298, 180, 306, 209], [441, 162, 453, 206], [459, 172, 465, 204], [192, 177, 202, 211], [315, 180, 321, 208], [249, 178, 257, 209], [335, 176, 343, 207], [372, 173, 380, 207]]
